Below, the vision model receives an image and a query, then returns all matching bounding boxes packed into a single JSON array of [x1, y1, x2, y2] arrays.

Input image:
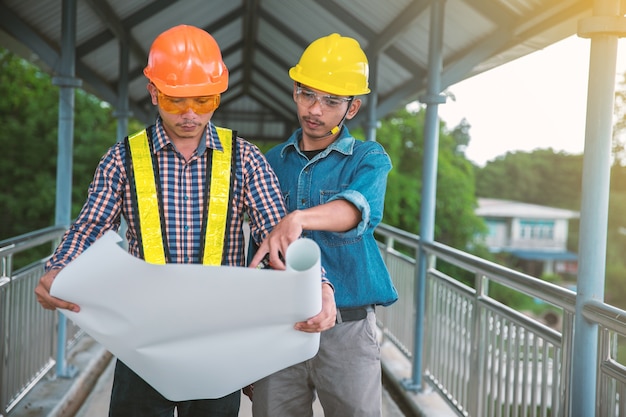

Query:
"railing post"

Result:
[[0, 275, 9, 416], [403, 0, 447, 392], [467, 272, 487, 416], [51, 0, 80, 379], [571, 0, 625, 414]]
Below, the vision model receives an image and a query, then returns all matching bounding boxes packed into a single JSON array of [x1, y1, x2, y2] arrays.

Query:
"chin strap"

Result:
[[324, 97, 354, 137]]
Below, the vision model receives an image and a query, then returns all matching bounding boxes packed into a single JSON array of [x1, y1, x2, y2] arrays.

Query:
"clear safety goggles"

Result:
[[295, 86, 352, 110], [157, 91, 220, 115]]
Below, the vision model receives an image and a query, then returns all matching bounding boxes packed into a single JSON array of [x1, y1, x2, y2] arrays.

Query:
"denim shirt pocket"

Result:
[[319, 189, 362, 247]]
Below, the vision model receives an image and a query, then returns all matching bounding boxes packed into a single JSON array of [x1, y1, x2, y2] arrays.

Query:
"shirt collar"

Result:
[[152, 117, 220, 155], [280, 126, 355, 158]]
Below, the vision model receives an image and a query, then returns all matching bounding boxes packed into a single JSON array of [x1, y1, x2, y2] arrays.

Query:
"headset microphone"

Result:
[[324, 98, 354, 137], [325, 125, 340, 136]]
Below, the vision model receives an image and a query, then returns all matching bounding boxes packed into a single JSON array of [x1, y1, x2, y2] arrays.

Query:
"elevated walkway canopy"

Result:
[[2, 1, 626, 416], [0, 0, 608, 142]]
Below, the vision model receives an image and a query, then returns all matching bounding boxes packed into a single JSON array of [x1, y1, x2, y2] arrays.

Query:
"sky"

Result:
[[436, 35, 626, 166]]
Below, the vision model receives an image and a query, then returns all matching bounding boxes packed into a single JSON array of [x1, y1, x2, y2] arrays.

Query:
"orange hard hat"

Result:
[[143, 25, 228, 97]]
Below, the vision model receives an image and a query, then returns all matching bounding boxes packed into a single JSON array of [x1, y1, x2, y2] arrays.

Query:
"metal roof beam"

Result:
[[312, 0, 423, 74], [241, 0, 260, 94], [463, 0, 517, 25], [250, 66, 294, 112], [0, 1, 150, 123], [0, 2, 60, 71], [202, 6, 246, 35], [254, 42, 294, 80], [82, 0, 146, 66], [441, 27, 513, 89], [367, 1, 429, 56], [366, 0, 594, 122], [257, 7, 311, 52], [77, 0, 182, 59], [250, 84, 294, 120], [217, 88, 293, 126]]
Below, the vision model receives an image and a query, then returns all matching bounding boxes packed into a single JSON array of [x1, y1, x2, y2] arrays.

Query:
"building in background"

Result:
[[476, 198, 579, 278]]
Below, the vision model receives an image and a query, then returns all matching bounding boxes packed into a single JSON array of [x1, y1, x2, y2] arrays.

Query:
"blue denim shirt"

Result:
[[266, 126, 398, 308]]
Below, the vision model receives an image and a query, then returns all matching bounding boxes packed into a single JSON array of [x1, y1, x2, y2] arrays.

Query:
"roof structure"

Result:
[[0, 0, 608, 143], [508, 249, 578, 260], [477, 198, 580, 219]]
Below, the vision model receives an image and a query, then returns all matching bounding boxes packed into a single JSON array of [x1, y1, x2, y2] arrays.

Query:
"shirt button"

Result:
[[184, 225, 190, 231], [301, 199, 306, 204], [184, 195, 189, 201]]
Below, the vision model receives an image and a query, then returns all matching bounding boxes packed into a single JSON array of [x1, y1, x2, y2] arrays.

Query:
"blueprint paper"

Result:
[[50, 231, 322, 400]]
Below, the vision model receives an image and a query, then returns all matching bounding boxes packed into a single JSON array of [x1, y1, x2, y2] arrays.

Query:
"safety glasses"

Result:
[[295, 86, 352, 110], [157, 91, 220, 114]]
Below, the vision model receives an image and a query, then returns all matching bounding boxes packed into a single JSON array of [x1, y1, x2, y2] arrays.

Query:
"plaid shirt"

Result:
[[46, 119, 286, 269]]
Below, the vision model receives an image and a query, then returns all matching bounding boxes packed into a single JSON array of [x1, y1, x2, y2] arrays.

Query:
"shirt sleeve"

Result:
[[239, 140, 287, 247], [45, 143, 126, 271], [327, 142, 392, 236]]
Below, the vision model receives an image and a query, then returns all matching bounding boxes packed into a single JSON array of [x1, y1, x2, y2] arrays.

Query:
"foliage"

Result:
[[0, 48, 138, 240], [0, 49, 58, 239], [473, 139, 626, 309], [475, 149, 583, 211], [613, 73, 626, 166], [7, 41, 626, 315], [605, 262, 626, 308], [540, 272, 563, 284], [354, 107, 486, 250]]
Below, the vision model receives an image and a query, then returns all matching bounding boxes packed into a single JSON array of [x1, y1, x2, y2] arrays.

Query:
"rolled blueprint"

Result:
[[51, 231, 322, 400]]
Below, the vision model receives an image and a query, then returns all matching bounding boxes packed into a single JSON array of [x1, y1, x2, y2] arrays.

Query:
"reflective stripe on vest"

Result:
[[204, 127, 232, 265], [127, 127, 233, 265]]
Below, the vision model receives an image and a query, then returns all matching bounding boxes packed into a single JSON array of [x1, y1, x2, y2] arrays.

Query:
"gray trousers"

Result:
[[251, 311, 382, 417]]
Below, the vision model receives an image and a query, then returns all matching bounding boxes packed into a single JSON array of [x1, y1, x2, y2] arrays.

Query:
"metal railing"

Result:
[[0, 227, 82, 416], [4, 223, 626, 416], [374, 223, 626, 417]]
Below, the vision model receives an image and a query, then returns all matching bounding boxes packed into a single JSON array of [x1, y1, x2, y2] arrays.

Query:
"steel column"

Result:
[[365, 54, 379, 142], [404, 0, 447, 392], [115, 40, 131, 143], [571, 0, 624, 414], [51, 0, 81, 379]]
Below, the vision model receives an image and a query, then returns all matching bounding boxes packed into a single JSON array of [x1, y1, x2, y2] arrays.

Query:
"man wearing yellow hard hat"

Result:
[[35, 25, 288, 416], [249, 33, 398, 417]]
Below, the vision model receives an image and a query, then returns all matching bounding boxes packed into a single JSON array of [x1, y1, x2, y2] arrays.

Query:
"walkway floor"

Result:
[[9, 335, 456, 417], [73, 358, 397, 417]]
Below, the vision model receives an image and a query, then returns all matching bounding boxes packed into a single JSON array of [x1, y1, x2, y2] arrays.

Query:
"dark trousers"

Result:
[[108, 359, 240, 417]]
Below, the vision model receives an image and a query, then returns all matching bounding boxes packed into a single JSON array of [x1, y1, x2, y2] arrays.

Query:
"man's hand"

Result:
[[249, 211, 304, 270], [242, 384, 254, 401], [294, 283, 336, 333], [34, 269, 80, 312], [250, 202, 361, 270]]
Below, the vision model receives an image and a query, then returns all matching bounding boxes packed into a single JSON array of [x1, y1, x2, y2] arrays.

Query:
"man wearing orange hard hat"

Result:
[[248, 33, 398, 417], [35, 25, 290, 416]]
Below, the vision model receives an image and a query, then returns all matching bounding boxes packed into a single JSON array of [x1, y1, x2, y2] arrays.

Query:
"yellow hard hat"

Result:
[[289, 33, 370, 96], [144, 25, 228, 97]]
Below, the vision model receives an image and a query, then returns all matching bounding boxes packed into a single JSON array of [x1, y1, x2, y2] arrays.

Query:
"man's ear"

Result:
[[345, 98, 362, 120], [292, 82, 299, 102], [147, 83, 158, 105]]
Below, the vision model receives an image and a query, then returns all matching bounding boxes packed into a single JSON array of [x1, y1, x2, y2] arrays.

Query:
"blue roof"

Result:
[[507, 250, 578, 261]]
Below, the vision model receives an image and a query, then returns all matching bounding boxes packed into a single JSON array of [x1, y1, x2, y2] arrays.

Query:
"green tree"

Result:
[[475, 149, 583, 211], [613, 73, 626, 166], [354, 107, 486, 250], [0, 48, 139, 240]]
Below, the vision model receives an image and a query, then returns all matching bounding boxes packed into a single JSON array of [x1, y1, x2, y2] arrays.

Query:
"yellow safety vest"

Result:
[[126, 127, 234, 265]]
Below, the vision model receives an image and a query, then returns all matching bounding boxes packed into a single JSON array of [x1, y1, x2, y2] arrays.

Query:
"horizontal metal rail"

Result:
[[1, 226, 82, 417], [5, 223, 626, 416], [374, 223, 626, 417]]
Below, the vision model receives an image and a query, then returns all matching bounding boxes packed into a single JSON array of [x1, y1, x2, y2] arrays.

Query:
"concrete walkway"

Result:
[[9, 335, 455, 417]]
